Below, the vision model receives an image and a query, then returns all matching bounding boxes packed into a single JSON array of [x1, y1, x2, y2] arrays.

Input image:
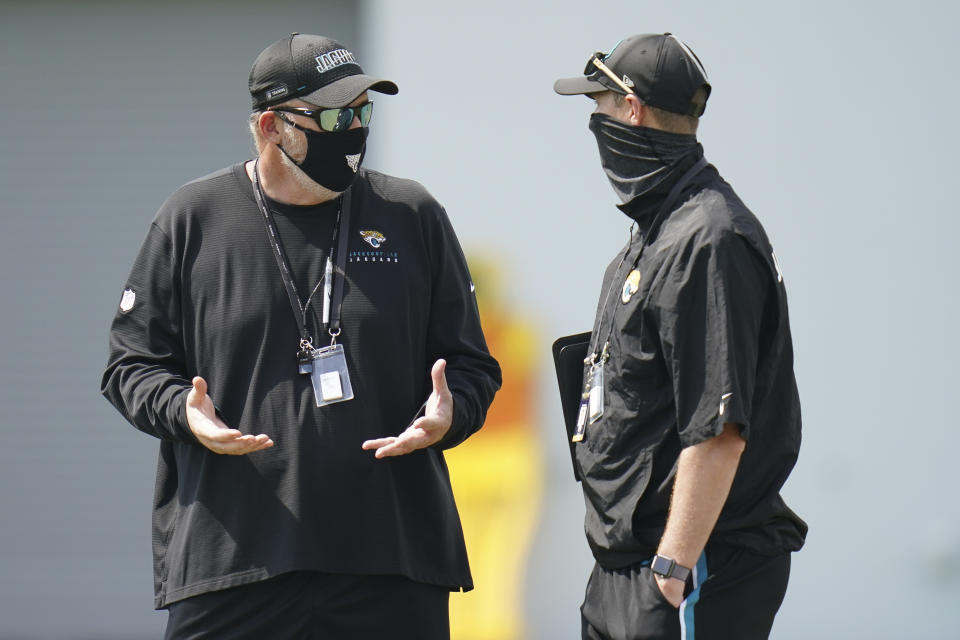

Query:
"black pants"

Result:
[[165, 571, 450, 640], [581, 545, 791, 640]]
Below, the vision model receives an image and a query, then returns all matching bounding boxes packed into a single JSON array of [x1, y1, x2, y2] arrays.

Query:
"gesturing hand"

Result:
[[185, 376, 274, 455], [362, 359, 453, 459]]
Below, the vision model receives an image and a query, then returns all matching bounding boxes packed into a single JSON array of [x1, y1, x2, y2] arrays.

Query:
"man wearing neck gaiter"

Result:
[[554, 33, 807, 640]]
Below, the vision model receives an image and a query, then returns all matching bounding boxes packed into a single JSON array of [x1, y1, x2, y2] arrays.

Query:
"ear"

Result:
[[258, 111, 286, 144], [623, 94, 646, 126]]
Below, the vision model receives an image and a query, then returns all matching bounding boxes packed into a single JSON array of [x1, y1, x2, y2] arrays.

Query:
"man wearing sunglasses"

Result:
[[102, 33, 500, 639], [554, 33, 806, 639]]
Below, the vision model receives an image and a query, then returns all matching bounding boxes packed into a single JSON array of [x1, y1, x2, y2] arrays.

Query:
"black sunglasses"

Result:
[[583, 52, 636, 96], [271, 102, 374, 133]]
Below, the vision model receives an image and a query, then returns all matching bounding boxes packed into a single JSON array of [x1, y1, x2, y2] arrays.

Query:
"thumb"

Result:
[[431, 359, 448, 395], [189, 376, 208, 405]]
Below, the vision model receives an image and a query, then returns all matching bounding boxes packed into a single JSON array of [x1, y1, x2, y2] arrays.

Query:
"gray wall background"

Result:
[[2, 0, 958, 638], [366, 2, 960, 638]]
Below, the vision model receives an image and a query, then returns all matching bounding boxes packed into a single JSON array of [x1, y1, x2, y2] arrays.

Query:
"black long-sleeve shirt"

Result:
[[101, 163, 501, 608]]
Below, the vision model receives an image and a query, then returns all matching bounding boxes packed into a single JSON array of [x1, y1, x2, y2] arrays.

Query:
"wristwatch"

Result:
[[650, 554, 691, 582]]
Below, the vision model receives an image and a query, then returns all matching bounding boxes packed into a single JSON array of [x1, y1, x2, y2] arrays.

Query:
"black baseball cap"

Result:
[[249, 33, 398, 110], [554, 33, 711, 117]]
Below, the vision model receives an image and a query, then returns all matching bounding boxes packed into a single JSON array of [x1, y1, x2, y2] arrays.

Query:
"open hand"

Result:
[[362, 359, 453, 458], [185, 376, 273, 455]]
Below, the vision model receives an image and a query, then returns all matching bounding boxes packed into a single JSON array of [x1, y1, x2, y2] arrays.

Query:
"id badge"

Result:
[[588, 364, 604, 424], [572, 400, 588, 442], [573, 362, 604, 443], [309, 343, 354, 407]]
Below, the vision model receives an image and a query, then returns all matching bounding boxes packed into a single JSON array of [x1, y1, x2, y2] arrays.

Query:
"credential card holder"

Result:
[[310, 343, 354, 407]]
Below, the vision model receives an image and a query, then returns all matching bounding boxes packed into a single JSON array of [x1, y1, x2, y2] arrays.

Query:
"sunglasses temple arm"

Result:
[[591, 58, 635, 95]]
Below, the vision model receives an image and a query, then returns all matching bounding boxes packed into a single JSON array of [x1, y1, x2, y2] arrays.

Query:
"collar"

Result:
[[616, 146, 708, 228]]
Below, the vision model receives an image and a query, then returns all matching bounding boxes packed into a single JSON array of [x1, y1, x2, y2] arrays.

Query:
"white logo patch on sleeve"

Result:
[[119, 288, 136, 312]]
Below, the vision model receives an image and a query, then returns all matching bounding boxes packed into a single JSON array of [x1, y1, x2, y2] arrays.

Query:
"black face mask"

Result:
[[588, 113, 699, 205], [278, 122, 367, 192]]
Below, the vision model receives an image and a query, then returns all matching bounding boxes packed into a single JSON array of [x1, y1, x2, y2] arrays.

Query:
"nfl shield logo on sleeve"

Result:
[[119, 288, 136, 312]]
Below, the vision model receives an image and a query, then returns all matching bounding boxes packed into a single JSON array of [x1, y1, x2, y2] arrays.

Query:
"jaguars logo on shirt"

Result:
[[351, 230, 398, 264], [360, 230, 386, 248]]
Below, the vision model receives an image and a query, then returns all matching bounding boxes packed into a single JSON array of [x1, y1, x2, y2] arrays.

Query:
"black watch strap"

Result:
[[650, 554, 691, 582]]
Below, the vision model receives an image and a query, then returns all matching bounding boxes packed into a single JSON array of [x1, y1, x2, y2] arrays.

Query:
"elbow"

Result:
[[720, 422, 747, 457]]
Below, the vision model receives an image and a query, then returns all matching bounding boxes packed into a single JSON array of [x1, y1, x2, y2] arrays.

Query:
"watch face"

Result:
[[651, 555, 674, 576]]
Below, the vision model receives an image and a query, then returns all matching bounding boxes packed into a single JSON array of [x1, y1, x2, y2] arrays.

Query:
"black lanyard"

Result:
[[251, 159, 352, 348], [590, 156, 709, 362]]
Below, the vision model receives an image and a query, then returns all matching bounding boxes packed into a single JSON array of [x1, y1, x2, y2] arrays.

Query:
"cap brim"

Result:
[[302, 74, 399, 107], [553, 76, 607, 96]]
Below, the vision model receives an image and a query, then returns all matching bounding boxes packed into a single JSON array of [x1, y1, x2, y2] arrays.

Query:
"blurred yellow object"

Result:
[[447, 254, 544, 640]]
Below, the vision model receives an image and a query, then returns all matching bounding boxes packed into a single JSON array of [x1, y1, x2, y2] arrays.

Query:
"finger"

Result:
[[245, 434, 274, 450], [377, 427, 433, 457], [373, 440, 414, 458], [236, 433, 274, 447], [199, 426, 247, 442], [237, 436, 275, 454], [430, 359, 449, 396], [362, 437, 396, 450], [407, 418, 443, 445], [216, 434, 273, 455], [363, 432, 420, 457], [410, 416, 441, 434]]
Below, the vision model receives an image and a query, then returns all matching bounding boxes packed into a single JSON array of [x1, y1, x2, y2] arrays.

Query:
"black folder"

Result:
[[551, 332, 591, 481]]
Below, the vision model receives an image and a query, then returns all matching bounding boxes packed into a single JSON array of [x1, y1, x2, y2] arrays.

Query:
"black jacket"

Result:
[[577, 153, 807, 567]]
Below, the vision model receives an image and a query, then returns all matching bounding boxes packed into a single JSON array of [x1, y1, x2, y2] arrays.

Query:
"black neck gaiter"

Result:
[[589, 113, 699, 206], [279, 123, 368, 193]]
